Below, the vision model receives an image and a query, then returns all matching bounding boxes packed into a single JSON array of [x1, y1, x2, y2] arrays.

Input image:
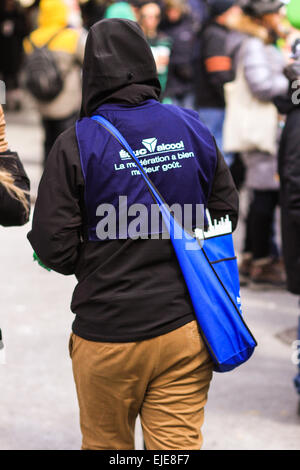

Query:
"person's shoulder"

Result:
[[240, 36, 267, 65], [24, 27, 82, 54], [161, 103, 207, 127], [178, 107, 199, 120], [243, 35, 264, 52], [0, 151, 23, 172], [161, 104, 217, 156], [202, 22, 229, 48], [58, 123, 77, 141], [49, 124, 78, 157], [203, 22, 227, 37], [60, 26, 84, 49], [65, 26, 86, 40], [44, 124, 83, 178]]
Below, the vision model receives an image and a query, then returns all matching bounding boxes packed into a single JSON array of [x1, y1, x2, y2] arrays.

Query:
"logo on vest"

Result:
[[142, 138, 157, 153], [119, 137, 185, 161]]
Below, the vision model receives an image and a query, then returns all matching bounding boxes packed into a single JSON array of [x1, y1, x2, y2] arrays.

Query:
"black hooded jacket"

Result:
[[28, 19, 239, 342], [80, 19, 161, 117], [275, 86, 300, 295]]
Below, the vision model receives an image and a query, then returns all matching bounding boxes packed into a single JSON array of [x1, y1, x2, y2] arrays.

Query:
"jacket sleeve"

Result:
[[243, 37, 288, 101], [202, 28, 235, 98], [279, 116, 300, 227], [27, 128, 85, 275], [207, 143, 239, 231], [0, 152, 30, 227]]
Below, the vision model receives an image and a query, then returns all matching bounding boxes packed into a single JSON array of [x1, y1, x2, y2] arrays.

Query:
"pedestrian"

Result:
[[0, 0, 29, 111], [275, 0, 300, 411], [231, 0, 289, 287], [23, 0, 87, 165], [273, 50, 300, 297], [0, 104, 31, 353], [136, 0, 172, 99], [160, 0, 199, 109], [27, 18, 238, 450], [195, 0, 243, 167]]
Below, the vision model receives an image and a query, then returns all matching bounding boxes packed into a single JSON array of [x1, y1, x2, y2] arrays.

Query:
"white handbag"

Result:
[[223, 61, 278, 155]]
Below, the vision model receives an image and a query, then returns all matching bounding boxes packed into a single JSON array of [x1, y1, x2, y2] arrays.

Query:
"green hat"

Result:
[[287, 0, 300, 30], [104, 2, 136, 21]]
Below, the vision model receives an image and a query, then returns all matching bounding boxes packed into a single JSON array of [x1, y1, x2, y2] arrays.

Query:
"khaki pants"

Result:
[[69, 320, 213, 450]]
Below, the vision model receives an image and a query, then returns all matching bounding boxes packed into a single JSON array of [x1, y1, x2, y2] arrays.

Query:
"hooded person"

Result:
[[27, 18, 238, 450], [23, 0, 87, 164]]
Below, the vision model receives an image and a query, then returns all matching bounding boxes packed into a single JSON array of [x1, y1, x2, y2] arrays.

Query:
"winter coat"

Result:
[[237, 34, 288, 191], [0, 151, 30, 227], [23, 0, 87, 119], [0, 2, 29, 79], [275, 91, 300, 294], [161, 13, 198, 99], [28, 19, 238, 343], [240, 37, 288, 103], [195, 22, 235, 109]]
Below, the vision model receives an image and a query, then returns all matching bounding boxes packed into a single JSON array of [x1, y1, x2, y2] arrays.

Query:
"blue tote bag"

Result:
[[91, 115, 257, 372]]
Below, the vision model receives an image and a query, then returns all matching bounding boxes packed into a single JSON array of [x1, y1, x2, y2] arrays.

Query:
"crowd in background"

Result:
[[1, 0, 300, 296]]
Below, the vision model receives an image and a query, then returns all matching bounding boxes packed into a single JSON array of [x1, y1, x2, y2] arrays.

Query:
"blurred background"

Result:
[[0, 0, 300, 450]]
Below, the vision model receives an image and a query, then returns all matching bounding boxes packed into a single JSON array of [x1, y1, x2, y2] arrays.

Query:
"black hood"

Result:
[[80, 18, 161, 117]]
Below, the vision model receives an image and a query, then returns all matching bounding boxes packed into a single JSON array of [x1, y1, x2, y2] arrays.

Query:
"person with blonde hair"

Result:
[[0, 104, 30, 351], [0, 105, 30, 226]]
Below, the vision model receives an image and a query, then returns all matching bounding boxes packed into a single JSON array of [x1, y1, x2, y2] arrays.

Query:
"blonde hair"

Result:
[[0, 168, 30, 217]]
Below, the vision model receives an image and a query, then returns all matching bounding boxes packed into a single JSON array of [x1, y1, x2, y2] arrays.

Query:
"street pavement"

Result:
[[0, 107, 299, 450]]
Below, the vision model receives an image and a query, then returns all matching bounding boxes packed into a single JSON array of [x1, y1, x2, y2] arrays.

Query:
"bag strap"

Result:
[[91, 115, 167, 209]]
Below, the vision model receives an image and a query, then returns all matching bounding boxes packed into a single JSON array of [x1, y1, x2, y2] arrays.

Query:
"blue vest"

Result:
[[76, 99, 217, 241]]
